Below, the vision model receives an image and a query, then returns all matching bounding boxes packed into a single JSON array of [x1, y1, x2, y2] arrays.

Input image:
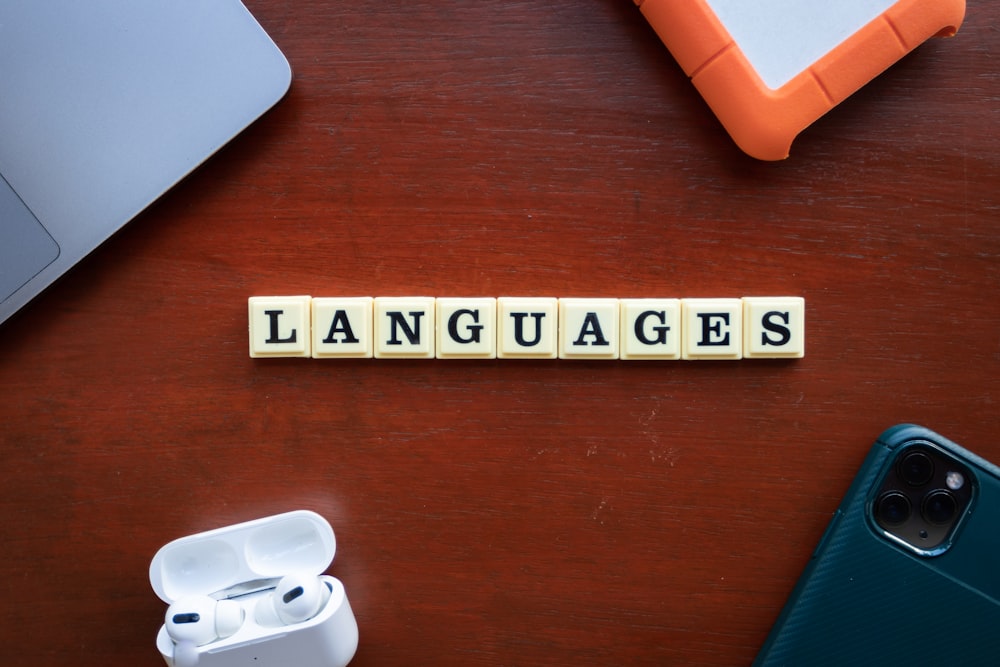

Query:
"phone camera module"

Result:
[[922, 490, 958, 525], [876, 491, 911, 526], [898, 451, 934, 486], [872, 444, 975, 555]]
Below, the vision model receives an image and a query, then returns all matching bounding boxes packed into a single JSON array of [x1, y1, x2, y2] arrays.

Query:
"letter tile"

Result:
[[743, 296, 805, 358], [373, 297, 436, 358], [496, 297, 558, 359], [436, 298, 497, 359], [619, 298, 681, 360], [681, 298, 743, 360], [248, 296, 312, 358], [312, 297, 374, 358], [559, 298, 620, 360]]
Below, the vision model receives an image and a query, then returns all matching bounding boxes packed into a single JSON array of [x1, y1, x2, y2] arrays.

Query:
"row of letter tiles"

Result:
[[248, 296, 805, 360]]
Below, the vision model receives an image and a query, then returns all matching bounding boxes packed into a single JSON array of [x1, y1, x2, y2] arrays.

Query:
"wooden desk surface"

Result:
[[2, 2, 998, 665]]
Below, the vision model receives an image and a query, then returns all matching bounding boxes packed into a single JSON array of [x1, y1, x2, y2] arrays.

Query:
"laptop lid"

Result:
[[0, 0, 291, 325]]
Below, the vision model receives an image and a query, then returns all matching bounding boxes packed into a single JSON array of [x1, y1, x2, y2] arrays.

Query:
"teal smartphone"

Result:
[[754, 424, 1000, 666]]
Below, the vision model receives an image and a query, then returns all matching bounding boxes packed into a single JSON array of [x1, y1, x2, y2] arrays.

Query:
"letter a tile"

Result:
[[312, 297, 374, 358], [559, 298, 620, 359]]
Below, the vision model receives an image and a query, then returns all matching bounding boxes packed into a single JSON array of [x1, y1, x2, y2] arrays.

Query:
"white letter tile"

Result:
[[374, 297, 436, 358], [248, 296, 312, 358], [681, 298, 743, 360], [497, 297, 558, 359], [436, 298, 497, 359], [743, 296, 805, 358], [559, 298, 620, 360], [620, 299, 681, 360], [312, 297, 374, 358]]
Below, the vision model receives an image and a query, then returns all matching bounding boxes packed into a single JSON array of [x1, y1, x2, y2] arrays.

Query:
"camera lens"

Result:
[[898, 451, 934, 487], [923, 490, 958, 525], [876, 491, 911, 526]]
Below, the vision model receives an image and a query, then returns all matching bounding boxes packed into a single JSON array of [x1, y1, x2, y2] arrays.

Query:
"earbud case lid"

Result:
[[149, 510, 336, 604]]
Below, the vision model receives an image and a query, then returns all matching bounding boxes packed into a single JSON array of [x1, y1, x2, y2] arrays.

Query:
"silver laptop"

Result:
[[0, 0, 291, 326]]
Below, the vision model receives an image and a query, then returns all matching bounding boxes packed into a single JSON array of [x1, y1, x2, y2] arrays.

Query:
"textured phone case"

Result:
[[633, 0, 965, 160], [754, 425, 1000, 666]]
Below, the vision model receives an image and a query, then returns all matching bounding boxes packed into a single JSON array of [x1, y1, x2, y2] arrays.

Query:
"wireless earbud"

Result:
[[165, 595, 245, 647], [151, 512, 358, 667], [255, 574, 331, 626]]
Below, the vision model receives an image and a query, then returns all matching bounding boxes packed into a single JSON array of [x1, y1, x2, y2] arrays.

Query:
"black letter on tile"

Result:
[[264, 310, 297, 344], [635, 310, 670, 345], [573, 312, 610, 346], [386, 311, 424, 345], [322, 310, 361, 344], [510, 312, 545, 346], [761, 311, 791, 346], [697, 313, 730, 346], [448, 309, 483, 344]]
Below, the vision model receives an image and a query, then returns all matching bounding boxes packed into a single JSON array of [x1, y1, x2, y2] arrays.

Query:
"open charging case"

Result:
[[149, 510, 358, 667]]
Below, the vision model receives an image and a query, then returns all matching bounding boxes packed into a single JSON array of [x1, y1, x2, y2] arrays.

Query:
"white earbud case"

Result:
[[149, 510, 358, 667]]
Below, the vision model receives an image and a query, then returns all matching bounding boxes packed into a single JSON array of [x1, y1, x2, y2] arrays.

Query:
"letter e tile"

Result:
[[681, 298, 743, 360]]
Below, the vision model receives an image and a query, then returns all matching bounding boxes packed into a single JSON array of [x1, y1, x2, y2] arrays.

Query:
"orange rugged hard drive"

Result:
[[634, 0, 966, 160]]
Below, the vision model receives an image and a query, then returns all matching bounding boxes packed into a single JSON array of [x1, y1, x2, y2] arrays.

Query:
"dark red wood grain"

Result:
[[1, 2, 997, 665]]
